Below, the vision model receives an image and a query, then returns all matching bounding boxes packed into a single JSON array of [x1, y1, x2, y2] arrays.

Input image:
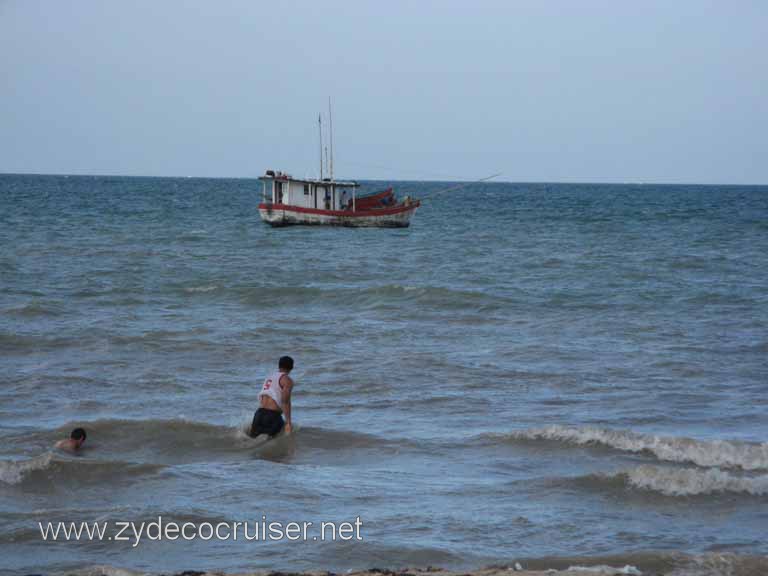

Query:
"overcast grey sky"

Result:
[[1, 1, 766, 183]]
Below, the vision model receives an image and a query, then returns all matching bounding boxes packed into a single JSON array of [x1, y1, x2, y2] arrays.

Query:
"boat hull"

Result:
[[258, 202, 419, 228]]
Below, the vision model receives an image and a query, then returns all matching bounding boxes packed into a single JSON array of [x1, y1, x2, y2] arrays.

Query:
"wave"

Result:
[[495, 425, 768, 471], [0, 453, 165, 488], [294, 425, 416, 451], [69, 418, 252, 458], [41, 553, 768, 576], [618, 465, 768, 497], [70, 286, 143, 299], [0, 453, 53, 485], [15, 280, 512, 315], [184, 284, 218, 293], [108, 328, 213, 350], [13, 418, 407, 467], [514, 552, 768, 576], [0, 332, 79, 352], [233, 283, 510, 312], [665, 553, 768, 576], [4, 300, 65, 318], [564, 465, 768, 498]]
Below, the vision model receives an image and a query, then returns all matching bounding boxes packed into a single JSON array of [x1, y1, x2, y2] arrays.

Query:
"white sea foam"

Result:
[[77, 566, 145, 576], [566, 565, 642, 575], [617, 465, 768, 497], [666, 553, 749, 576], [510, 425, 768, 471], [185, 284, 218, 293], [0, 453, 53, 485]]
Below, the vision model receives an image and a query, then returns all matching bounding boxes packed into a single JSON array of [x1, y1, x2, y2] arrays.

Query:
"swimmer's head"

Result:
[[278, 356, 294, 372], [70, 428, 87, 448]]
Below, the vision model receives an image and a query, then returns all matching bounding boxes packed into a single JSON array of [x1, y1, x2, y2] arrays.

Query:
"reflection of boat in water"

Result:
[[258, 172, 419, 228], [257, 102, 420, 228]]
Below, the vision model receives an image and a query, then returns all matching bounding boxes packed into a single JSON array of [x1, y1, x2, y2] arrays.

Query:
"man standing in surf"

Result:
[[249, 356, 294, 438]]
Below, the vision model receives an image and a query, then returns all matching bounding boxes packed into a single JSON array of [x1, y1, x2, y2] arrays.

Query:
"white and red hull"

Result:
[[258, 202, 420, 228]]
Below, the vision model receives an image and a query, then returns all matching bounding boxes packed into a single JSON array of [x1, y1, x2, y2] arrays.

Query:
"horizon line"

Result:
[[1, 171, 766, 187]]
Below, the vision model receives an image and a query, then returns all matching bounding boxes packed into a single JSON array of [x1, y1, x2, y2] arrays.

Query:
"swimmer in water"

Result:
[[249, 356, 294, 438], [55, 428, 87, 452]]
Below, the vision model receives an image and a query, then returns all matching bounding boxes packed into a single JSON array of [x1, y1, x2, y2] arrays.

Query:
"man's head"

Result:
[[278, 356, 294, 373], [70, 428, 87, 448]]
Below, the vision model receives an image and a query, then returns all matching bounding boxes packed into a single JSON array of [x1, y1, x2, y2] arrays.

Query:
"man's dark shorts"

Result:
[[249, 408, 284, 438]]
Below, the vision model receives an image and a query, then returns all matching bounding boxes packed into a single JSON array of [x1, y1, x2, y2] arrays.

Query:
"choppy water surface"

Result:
[[1, 175, 767, 575]]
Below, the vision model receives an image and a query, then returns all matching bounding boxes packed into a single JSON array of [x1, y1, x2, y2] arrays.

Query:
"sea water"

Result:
[[1, 175, 767, 575]]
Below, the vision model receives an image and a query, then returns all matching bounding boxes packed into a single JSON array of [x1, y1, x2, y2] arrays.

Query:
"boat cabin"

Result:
[[259, 170, 360, 211]]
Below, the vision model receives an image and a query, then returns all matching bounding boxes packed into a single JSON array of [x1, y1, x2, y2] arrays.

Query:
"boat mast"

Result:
[[329, 97, 334, 182], [318, 113, 324, 180]]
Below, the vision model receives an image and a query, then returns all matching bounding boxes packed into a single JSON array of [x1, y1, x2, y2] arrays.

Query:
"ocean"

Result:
[[1, 174, 767, 576]]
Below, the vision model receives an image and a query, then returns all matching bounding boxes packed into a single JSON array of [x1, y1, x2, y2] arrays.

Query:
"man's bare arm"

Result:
[[281, 375, 294, 433]]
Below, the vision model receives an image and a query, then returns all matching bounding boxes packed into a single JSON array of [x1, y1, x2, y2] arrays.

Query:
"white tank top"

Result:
[[258, 371, 286, 410]]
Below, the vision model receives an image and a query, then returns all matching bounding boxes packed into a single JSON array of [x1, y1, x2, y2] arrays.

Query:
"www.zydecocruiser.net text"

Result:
[[38, 516, 364, 547]]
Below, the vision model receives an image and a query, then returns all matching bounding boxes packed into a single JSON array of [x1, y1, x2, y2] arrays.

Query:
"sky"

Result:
[[1, 0, 766, 184]]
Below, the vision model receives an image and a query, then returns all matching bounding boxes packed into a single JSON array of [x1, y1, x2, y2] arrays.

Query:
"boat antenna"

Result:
[[419, 172, 503, 200], [329, 97, 334, 181], [318, 113, 324, 180]]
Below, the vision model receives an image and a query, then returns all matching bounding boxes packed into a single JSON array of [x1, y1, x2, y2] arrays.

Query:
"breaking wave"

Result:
[[513, 552, 768, 576], [566, 466, 768, 497], [496, 425, 768, 471], [0, 453, 53, 485], [618, 465, 768, 497], [0, 453, 166, 488]]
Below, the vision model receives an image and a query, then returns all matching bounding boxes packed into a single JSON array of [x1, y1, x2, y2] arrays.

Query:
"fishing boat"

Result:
[[258, 173, 419, 228], [257, 103, 420, 228]]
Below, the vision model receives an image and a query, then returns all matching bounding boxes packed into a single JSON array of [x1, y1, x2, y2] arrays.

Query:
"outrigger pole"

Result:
[[419, 172, 503, 201]]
